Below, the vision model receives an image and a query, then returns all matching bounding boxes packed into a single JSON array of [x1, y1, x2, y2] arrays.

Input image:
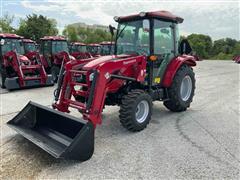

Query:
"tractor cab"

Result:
[[113, 11, 185, 85], [22, 39, 42, 64], [0, 34, 24, 55], [22, 39, 37, 53], [0, 34, 53, 89], [99, 41, 114, 55], [39, 36, 73, 82], [69, 42, 92, 59], [87, 43, 101, 57]]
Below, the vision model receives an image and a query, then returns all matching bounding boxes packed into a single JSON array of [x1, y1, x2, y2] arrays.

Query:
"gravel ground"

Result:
[[0, 60, 239, 179]]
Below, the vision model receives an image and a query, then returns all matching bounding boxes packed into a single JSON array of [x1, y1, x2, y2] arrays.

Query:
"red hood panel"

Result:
[[82, 54, 134, 70], [19, 55, 29, 61]]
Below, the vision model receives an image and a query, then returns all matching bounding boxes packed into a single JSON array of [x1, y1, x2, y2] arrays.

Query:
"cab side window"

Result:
[[42, 41, 51, 55], [153, 21, 174, 55]]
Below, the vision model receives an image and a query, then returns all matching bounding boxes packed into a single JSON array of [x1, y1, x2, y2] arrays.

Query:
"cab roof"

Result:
[[88, 43, 101, 47], [71, 42, 86, 46], [100, 41, 115, 45], [0, 33, 23, 39], [116, 10, 184, 23], [40, 36, 66, 41], [23, 39, 36, 43]]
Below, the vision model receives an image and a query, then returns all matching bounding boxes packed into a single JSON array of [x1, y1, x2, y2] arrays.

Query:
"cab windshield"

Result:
[[24, 42, 37, 53], [1, 38, 24, 55], [52, 40, 68, 54], [70, 45, 87, 53], [116, 20, 150, 55], [87, 46, 100, 54], [100, 44, 114, 55]]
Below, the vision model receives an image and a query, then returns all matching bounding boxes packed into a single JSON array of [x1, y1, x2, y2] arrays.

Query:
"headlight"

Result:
[[89, 73, 95, 81]]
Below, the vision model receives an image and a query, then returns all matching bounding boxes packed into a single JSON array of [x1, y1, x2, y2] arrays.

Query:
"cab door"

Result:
[[152, 20, 178, 85], [40, 40, 52, 67]]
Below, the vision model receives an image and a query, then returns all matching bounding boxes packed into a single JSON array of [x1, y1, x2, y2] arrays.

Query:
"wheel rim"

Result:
[[135, 100, 149, 123], [180, 75, 192, 101]]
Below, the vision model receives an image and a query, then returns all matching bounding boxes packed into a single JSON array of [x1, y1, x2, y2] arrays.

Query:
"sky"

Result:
[[1, 0, 240, 40]]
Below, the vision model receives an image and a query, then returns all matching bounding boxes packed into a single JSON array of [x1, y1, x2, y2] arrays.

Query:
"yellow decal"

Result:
[[154, 77, 161, 83]]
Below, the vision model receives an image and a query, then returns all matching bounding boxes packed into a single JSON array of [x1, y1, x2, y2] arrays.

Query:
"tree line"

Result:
[[0, 13, 239, 60]]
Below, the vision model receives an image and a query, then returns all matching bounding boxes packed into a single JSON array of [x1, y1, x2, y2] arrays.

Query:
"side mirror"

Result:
[[0, 39, 5, 45], [143, 19, 150, 32], [109, 25, 116, 36], [179, 39, 192, 55]]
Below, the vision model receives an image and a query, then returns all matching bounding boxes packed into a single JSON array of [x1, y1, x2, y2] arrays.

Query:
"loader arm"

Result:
[[53, 55, 147, 127]]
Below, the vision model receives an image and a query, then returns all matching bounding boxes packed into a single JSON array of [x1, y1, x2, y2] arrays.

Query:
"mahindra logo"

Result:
[[123, 59, 136, 65]]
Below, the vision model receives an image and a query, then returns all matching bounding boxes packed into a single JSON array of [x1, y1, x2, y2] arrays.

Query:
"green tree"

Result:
[[63, 25, 78, 42], [17, 14, 58, 42], [63, 25, 112, 44], [187, 34, 212, 59], [0, 13, 15, 33], [233, 42, 240, 56]]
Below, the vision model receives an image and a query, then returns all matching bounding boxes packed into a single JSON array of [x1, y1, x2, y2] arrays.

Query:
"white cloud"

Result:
[[20, 0, 239, 39]]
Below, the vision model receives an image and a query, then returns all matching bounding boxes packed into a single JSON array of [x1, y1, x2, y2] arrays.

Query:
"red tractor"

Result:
[[69, 42, 92, 59], [233, 55, 240, 63], [87, 43, 101, 57], [0, 34, 53, 90], [100, 41, 115, 55], [39, 36, 75, 82], [8, 11, 197, 161]]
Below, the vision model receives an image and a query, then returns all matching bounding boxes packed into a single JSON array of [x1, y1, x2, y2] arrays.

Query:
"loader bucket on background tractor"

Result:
[[7, 101, 94, 161]]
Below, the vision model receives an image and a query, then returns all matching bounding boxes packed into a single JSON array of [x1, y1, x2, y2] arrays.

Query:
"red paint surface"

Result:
[[162, 55, 197, 87]]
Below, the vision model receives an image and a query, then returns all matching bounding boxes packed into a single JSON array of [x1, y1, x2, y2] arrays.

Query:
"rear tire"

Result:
[[119, 89, 152, 132], [51, 65, 60, 83], [164, 65, 195, 112], [0, 68, 7, 88]]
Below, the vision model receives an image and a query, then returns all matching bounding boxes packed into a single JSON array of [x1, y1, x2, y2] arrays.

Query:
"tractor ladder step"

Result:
[[21, 65, 42, 70], [70, 82, 88, 87], [70, 70, 87, 75], [23, 77, 42, 81], [67, 100, 86, 110]]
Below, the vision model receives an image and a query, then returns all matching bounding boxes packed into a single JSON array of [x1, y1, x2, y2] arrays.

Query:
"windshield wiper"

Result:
[[116, 24, 128, 41]]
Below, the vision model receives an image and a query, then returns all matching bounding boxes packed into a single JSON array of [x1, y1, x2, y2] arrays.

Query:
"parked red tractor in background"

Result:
[[39, 36, 75, 82], [69, 42, 92, 59], [22, 39, 42, 62], [87, 43, 101, 57], [233, 55, 240, 63], [0, 34, 53, 90], [8, 11, 197, 161], [100, 41, 115, 55]]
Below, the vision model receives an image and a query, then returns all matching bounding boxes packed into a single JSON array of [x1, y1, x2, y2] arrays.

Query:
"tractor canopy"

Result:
[[115, 10, 184, 23], [100, 41, 115, 55], [69, 42, 87, 53], [0, 34, 24, 55], [22, 39, 37, 53], [87, 43, 101, 57], [40, 36, 69, 55]]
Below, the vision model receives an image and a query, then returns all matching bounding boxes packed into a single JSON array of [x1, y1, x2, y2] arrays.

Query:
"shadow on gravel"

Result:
[[0, 134, 57, 179]]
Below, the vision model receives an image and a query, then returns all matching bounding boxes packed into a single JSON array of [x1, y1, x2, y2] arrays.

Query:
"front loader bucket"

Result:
[[7, 101, 94, 161]]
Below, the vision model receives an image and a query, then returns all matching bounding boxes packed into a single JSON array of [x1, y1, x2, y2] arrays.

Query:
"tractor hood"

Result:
[[19, 54, 29, 62], [82, 54, 135, 70]]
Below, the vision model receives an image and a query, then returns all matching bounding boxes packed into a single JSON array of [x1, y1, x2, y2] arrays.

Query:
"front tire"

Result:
[[164, 64, 195, 112], [119, 89, 152, 132]]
